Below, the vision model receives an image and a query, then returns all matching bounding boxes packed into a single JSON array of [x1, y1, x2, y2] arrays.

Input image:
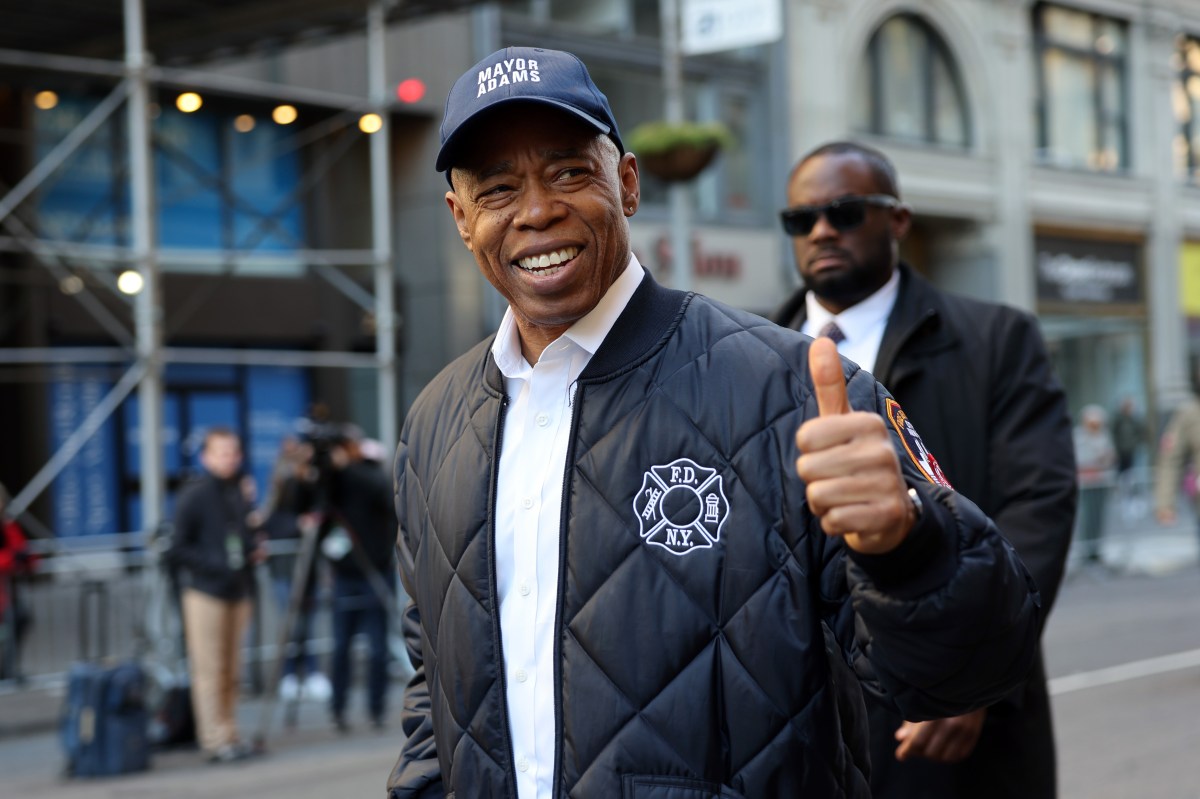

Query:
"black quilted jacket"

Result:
[[388, 273, 1040, 799]]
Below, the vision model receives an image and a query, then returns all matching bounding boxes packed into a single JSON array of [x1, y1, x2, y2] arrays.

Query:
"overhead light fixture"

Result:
[[272, 104, 298, 125], [358, 113, 383, 134], [234, 114, 256, 133], [59, 275, 84, 295], [117, 270, 144, 295], [34, 90, 59, 110], [176, 92, 203, 113]]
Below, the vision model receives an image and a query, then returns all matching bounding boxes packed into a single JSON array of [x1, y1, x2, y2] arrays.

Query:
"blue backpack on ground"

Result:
[[59, 581, 151, 777]]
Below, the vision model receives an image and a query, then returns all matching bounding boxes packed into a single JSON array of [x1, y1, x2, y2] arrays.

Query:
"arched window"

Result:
[[853, 14, 971, 148], [1174, 33, 1200, 181]]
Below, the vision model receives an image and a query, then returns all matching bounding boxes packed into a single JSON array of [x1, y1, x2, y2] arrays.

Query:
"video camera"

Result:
[[293, 417, 363, 511]]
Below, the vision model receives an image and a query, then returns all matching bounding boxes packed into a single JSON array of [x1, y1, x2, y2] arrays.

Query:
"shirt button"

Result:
[[518, 581, 531, 596], [535, 413, 550, 427], [517, 757, 529, 772], [515, 668, 528, 683], [522, 497, 534, 509]]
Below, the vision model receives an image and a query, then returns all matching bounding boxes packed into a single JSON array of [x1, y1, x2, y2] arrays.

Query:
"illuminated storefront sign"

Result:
[[1035, 235, 1141, 306]]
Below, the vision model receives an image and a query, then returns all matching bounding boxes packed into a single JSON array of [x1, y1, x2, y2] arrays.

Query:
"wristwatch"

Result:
[[906, 486, 923, 521]]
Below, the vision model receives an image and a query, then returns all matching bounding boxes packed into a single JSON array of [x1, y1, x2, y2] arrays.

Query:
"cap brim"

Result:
[[436, 97, 614, 173]]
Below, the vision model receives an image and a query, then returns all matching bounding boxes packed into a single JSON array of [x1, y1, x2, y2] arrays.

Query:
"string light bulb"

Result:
[[176, 92, 203, 113], [272, 105, 298, 125]]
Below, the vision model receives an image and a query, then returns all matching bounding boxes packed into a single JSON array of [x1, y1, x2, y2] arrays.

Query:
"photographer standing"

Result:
[[324, 425, 396, 732]]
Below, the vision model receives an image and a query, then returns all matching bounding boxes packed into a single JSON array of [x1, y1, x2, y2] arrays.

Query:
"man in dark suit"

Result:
[[774, 141, 1077, 798]]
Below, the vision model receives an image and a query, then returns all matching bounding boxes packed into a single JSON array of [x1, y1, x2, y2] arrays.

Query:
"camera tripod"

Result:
[[251, 511, 402, 750]]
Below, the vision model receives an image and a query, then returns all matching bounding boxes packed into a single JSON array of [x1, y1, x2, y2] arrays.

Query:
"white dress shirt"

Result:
[[801, 267, 901, 373], [491, 254, 643, 799]]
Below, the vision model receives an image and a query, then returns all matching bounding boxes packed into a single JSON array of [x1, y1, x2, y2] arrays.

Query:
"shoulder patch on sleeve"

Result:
[[884, 397, 953, 489]]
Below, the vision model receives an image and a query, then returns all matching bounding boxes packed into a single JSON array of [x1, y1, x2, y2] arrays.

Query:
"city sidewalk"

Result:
[[0, 683, 401, 799], [1068, 495, 1199, 578]]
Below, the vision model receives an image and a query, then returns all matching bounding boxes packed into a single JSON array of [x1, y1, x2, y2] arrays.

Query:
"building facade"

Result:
[[4, 0, 1200, 538], [783, 0, 1200, 445]]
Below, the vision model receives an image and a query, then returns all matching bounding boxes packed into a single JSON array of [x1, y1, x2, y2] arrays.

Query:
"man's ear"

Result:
[[619, 152, 640, 216], [891, 202, 912, 242], [446, 189, 472, 250]]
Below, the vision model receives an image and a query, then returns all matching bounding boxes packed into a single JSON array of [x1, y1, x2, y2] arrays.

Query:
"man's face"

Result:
[[446, 104, 639, 361], [785, 153, 910, 313], [201, 434, 242, 481]]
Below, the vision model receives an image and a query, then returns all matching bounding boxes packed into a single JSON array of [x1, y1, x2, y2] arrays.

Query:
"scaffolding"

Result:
[[0, 0, 473, 540]]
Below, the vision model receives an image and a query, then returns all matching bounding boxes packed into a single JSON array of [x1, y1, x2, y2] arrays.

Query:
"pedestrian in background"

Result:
[[388, 48, 1042, 798], [1112, 397, 1145, 478], [260, 437, 331, 704], [773, 140, 1076, 799], [1074, 404, 1117, 565], [1155, 366, 1200, 541], [168, 427, 265, 763], [0, 482, 36, 680], [1111, 397, 1148, 521], [324, 426, 395, 733]]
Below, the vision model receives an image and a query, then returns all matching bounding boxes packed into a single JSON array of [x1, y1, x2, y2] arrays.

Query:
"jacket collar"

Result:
[[482, 268, 688, 392], [873, 263, 958, 382], [582, 269, 688, 379]]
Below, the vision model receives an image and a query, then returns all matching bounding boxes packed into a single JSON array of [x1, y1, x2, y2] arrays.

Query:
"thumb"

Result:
[[809, 336, 850, 416]]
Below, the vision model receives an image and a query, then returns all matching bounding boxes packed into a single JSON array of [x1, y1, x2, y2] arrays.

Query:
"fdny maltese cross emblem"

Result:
[[633, 458, 729, 556]]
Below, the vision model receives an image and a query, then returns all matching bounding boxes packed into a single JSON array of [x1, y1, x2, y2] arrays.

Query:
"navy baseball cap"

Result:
[[436, 46, 624, 174]]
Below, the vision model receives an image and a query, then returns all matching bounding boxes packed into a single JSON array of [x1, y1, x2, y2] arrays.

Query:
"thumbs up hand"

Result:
[[794, 338, 916, 555]]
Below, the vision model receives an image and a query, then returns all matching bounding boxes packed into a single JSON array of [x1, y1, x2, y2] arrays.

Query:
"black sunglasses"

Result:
[[779, 194, 899, 237]]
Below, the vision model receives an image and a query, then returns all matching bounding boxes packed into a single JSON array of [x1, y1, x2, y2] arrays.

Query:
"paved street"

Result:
[[0, 520, 1196, 798], [1046, 566, 1200, 799]]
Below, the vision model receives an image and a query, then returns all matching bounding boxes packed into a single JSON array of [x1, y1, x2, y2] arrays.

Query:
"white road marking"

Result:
[[1049, 648, 1200, 696]]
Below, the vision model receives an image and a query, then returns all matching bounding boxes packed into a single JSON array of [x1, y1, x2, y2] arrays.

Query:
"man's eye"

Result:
[[478, 184, 512, 198]]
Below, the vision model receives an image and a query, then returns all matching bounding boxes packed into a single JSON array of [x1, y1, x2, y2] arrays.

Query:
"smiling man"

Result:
[[388, 48, 1043, 799]]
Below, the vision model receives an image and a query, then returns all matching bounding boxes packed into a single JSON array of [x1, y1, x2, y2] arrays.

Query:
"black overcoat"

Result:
[[775, 263, 1077, 798]]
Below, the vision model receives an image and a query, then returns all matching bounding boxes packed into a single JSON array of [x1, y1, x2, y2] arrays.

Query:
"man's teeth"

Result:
[[517, 247, 578, 275]]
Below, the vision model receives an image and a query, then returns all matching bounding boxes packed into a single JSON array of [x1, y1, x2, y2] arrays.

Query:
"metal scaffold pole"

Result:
[[660, 0, 691, 293], [368, 0, 398, 453], [124, 0, 164, 536]]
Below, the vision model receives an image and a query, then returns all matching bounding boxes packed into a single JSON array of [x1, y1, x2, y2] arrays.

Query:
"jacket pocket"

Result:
[[622, 774, 744, 799]]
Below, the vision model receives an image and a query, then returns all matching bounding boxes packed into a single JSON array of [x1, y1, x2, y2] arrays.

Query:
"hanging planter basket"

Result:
[[638, 142, 721, 182], [627, 121, 735, 183]]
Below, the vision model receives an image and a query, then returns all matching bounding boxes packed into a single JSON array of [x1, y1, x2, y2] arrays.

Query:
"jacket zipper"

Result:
[[551, 380, 584, 799], [489, 393, 520, 798]]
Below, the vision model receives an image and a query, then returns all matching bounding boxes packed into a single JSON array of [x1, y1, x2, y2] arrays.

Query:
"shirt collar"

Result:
[[804, 267, 900, 342], [491, 253, 644, 377]]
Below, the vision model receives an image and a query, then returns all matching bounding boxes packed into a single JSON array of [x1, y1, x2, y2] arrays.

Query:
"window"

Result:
[[32, 91, 306, 263], [853, 14, 970, 148], [1033, 3, 1129, 172], [1174, 35, 1200, 182]]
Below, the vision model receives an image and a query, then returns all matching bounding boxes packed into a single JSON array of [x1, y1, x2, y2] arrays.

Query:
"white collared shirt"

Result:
[[491, 254, 643, 799], [801, 267, 901, 373]]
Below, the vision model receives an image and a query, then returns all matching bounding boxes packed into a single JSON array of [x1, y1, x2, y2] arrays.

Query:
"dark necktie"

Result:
[[817, 321, 846, 344]]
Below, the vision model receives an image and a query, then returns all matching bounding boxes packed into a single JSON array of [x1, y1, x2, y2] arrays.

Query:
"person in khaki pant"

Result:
[[1156, 369, 1200, 539], [169, 427, 264, 763]]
